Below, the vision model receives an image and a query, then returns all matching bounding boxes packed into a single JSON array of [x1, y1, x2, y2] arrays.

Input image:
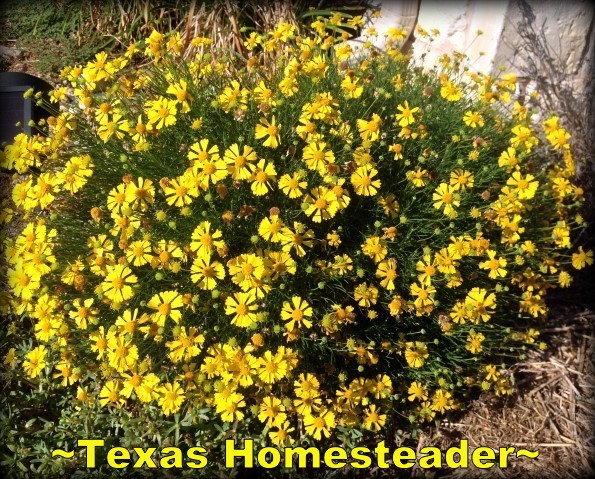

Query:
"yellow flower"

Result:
[[354, 282, 379, 307], [465, 288, 496, 323], [190, 256, 225, 290], [281, 296, 313, 330], [225, 291, 258, 328], [145, 96, 177, 130], [546, 128, 571, 150], [463, 110, 484, 128], [188, 140, 228, 186], [433, 183, 460, 217], [407, 381, 428, 401], [431, 389, 452, 413], [440, 80, 462, 101], [303, 186, 339, 222], [69, 297, 99, 330], [410, 282, 436, 312], [510, 124, 538, 152], [351, 165, 381, 196], [362, 236, 387, 263], [571, 246, 593, 270], [215, 391, 246, 422], [162, 177, 197, 207], [258, 396, 286, 427], [376, 258, 398, 290], [257, 348, 289, 384], [166, 79, 192, 112], [190, 221, 225, 260], [498, 147, 520, 171], [479, 250, 508, 279], [466, 331, 485, 354], [449, 169, 474, 190], [218, 80, 249, 113], [395, 101, 419, 127], [304, 407, 335, 440], [23, 345, 47, 378], [341, 75, 363, 99], [255, 116, 281, 149], [249, 159, 277, 196], [107, 336, 139, 372], [99, 380, 125, 408], [224, 144, 257, 181], [158, 382, 185, 415], [303, 141, 335, 175], [506, 171, 539, 200], [405, 341, 428, 368], [126, 239, 153, 266], [406, 167, 430, 187], [268, 421, 296, 446], [101, 264, 137, 303], [166, 327, 205, 363], [279, 171, 307, 198], [258, 215, 285, 243], [356, 113, 382, 141], [147, 290, 185, 326], [227, 254, 265, 290]]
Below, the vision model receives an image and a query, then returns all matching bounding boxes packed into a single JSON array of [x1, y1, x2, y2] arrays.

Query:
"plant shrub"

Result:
[[0, 15, 592, 475]]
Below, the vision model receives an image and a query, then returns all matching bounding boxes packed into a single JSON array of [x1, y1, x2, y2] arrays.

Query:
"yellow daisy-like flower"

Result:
[[158, 381, 185, 415], [101, 264, 137, 303], [465, 287, 496, 323], [257, 349, 289, 384], [255, 115, 281, 148], [479, 250, 508, 279], [258, 215, 285, 243], [281, 296, 313, 330], [303, 141, 335, 175], [572, 246, 593, 270], [351, 164, 381, 196], [258, 396, 287, 427], [506, 171, 539, 200], [404, 341, 429, 368], [145, 96, 177, 130], [433, 183, 460, 217], [362, 236, 387, 263], [395, 101, 419, 127], [407, 381, 428, 401], [99, 380, 125, 408], [225, 291, 258, 328], [463, 110, 484, 128], [410, 282, 436, 311], [23, 345, 47, 379], [249, 159, 277, 196], [304, 407, 335, 440], [190, 221, 225, 260], [126, 239, 153, 266], [356, 113, 382, 142], [303, 186, 339, 222], [190, 256, 225, 290], [363, 405, 386, 431], [278, 171, 307, 198], [147, 290, 185, 326], [107, 336, 139, 372], [224, 143, 258, 181], [376, 258, 398, 290]]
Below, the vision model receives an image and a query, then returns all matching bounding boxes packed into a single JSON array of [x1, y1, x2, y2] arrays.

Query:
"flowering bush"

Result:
[[1, 13, 592, 475]]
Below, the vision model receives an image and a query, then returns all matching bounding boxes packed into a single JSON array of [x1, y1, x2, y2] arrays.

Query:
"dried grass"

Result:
[[411, 309, 594, 478]]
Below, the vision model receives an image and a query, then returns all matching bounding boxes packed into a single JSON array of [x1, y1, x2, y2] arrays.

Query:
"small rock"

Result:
[[0, 45, 22, 60]]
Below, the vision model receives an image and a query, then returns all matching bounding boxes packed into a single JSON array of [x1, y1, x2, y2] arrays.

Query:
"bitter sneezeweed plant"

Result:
[[1, 10, 592, 474]]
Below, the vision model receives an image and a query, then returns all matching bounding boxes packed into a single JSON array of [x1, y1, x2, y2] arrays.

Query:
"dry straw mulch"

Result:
[[414, 307, 594, 479]]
